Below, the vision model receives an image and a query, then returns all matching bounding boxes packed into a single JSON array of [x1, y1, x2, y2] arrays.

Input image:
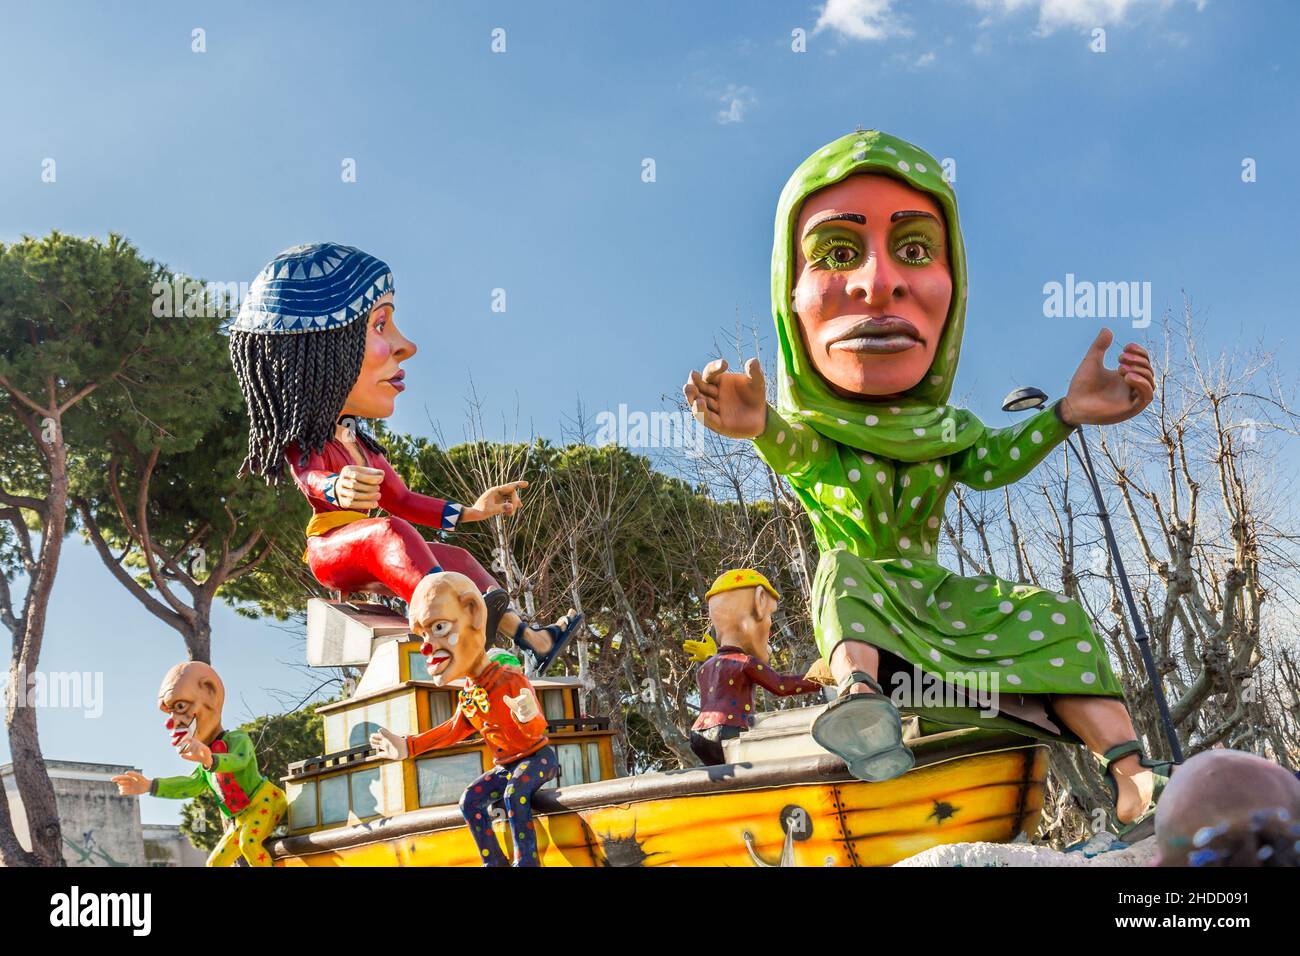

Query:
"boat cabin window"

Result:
[[416, 751, 483, 808], [350, 767, 382, 819], [428, 690, 455, 725], [348, 721, 379, 751], [335, 697, 410, 754], [324, 711, 343, 753], [316, 766, 385, 827], [286, 780, 317, 830], [319, 774, 350, 826], [407, 649, 430, 684], [541, 688, 566, 721], [550, 741, 603, 787]]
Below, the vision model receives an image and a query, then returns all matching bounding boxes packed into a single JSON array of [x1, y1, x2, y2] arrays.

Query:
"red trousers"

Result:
[[304, 516, 499, 601]]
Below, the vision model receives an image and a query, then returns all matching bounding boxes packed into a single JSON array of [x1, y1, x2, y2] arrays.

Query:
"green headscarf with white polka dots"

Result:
[[772, 130, 987, 462]]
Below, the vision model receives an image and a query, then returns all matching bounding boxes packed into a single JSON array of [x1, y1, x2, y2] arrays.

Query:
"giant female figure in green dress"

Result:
[[684, 131, 1169, 830]]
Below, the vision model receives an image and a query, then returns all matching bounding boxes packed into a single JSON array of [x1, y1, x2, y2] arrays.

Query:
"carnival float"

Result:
[[117, 129, 1175, 867], [268, 592, 1049, 868]]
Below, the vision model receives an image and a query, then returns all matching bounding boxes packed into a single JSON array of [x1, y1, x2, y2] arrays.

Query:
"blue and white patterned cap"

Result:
[[230, 242, 394, 335]]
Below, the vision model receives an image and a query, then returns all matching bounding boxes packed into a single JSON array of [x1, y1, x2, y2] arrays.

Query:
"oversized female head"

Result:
[[771, 131, 983, 461], [792, 172, 953, 400], [228, 243, 413, 480]]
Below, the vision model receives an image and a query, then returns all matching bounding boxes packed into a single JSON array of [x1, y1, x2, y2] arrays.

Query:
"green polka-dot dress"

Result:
[[754, 402, 1123, 712], [753, 130, 1123, 739]]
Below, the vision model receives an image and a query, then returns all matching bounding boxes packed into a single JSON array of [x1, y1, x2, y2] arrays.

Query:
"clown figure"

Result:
[[112, 662, 286, 867], [370, 572, 559, 866], [684, 131, 1173, 835]]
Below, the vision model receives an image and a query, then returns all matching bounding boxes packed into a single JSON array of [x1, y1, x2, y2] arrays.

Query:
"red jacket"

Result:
[[406, 662, 550, 766], [692, 646, 824, 732], [287, 439, 458, 530]]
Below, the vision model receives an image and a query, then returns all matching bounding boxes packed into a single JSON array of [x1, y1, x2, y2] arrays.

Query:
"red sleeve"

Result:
[[287, 445, 341, 504], [406, 709, 475, 757], [743, 658, 825, 697], [503, 673, 550, 739], [373, 454, 462, 530]]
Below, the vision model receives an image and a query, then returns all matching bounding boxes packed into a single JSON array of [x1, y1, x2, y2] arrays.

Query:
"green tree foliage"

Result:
[[63, 267, 310, 661], [378, 426, 818, 772], [0, 232, 220, 864], [0, 233, 318, 865], [0, 233, 208, 453]]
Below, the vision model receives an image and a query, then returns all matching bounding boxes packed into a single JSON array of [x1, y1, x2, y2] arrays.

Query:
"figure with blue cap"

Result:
[[228, 243, 582, 674]]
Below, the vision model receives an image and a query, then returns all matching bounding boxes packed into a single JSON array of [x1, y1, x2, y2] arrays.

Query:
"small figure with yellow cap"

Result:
[[687, 569, 826, 765]]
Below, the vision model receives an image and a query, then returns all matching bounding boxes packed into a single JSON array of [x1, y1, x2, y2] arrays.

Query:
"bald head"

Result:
[[159, 661, 224, 709], [408, 571, 489, 686], [158, 661, 225, 746], [1156, 749, 1300, 866]]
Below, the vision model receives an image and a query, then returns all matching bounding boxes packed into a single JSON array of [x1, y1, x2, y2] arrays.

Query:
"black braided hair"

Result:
[[229, 320, 386, 483]]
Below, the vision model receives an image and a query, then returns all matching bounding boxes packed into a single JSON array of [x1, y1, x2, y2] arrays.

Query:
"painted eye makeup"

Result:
[[807, 234, 862, 271], [892, 231, 939, 266]]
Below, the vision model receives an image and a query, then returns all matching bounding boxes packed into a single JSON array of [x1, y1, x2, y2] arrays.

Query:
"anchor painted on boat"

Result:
[[745, 804, 812, 867]]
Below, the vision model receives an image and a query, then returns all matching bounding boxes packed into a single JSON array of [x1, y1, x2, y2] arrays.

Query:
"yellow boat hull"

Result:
[[272, 731, 1047, 867]]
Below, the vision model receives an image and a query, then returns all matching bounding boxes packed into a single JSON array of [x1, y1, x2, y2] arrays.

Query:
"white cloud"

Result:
[[813, 0, 1203, 41], [716, 85, 755, 124], [968, 0, 1194, 34], [814, 0, 912, 41]]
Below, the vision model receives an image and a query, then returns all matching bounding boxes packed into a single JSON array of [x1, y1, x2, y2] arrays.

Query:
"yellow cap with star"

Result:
[[705, 569, 781, 602]]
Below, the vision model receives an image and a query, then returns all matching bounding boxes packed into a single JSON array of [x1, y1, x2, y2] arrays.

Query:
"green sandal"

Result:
[[1100, 739, 1176, 840], [811, 670, 915, 783]]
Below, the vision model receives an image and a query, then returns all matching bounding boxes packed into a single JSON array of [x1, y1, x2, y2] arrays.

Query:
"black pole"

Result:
[[1067, 427, 1184, 763]]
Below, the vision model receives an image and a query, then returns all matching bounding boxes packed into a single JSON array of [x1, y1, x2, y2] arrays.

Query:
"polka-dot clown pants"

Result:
[[459, 745, 559, 867], [207, 781, 287, 867]]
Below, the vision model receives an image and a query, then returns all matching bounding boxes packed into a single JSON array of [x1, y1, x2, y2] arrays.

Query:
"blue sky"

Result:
[[2, 0, 1296, 824]]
